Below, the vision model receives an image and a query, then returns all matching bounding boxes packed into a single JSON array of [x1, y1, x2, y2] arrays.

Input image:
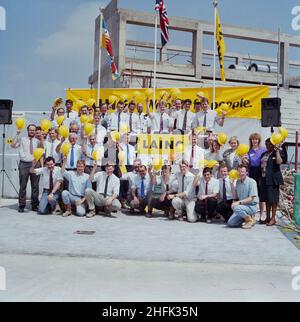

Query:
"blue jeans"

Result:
[[38, 191, 60, 215], [227, 205, 257, 228], [61, 190, 86, 217]]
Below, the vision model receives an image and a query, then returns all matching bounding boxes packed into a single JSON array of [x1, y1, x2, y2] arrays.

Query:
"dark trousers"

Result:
[[194, 198, 218, 219], [120, 180, 130, 199], [216, 199, 233, 222], [148, 196, 172, 213], [18, 161, 40, 209]]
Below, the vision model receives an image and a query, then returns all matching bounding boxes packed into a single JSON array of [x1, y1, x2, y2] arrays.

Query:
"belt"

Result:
[[66, 168, 76, 171]]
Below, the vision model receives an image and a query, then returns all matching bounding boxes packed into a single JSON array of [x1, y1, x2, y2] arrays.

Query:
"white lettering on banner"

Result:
[[292, 266, 300, 291], [291, 6, 300, 31], [0, 266, 6, 291], [0, 6, 6, 31]]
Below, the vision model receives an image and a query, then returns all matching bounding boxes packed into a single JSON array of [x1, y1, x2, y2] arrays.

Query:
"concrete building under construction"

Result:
[[88, 0, 300, 144]]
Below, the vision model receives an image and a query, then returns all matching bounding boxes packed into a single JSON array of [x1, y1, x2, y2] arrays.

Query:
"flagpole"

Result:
[[153, 11, 159, 112], [97, 9, 103, 107], [213, 0, 217, 110]]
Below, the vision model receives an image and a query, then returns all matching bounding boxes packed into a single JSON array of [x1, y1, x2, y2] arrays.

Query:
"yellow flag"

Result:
[[216, 8, 226, 81]]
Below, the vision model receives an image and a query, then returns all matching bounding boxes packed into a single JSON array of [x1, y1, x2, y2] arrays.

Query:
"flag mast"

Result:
[[97, 8, 103, 107], [213, 0, 217, 110], [153, 10, 159, 111]]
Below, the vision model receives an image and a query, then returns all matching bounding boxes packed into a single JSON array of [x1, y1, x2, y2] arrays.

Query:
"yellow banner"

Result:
[[66, 86, 269, 120], [216, 9, 226, 81]]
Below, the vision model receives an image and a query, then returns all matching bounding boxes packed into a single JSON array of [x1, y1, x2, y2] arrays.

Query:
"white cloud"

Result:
[[34, 2, 102, 62]]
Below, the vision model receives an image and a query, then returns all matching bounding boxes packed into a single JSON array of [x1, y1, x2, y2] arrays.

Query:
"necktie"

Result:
[[95, 124, 98, 136], [203, 112, 207, 128], [205, 181, 208, 208], [117, 113, 121, 132], [223, 179, 227, 201], [126, 145, 130, 165], [49, 170, 54, 194], [189, 146, 194, 167], [67, 112, 70, 118], [103, 175, 109, 198], [141, 177, 145, 198], [160, 114, 163, 133], [70, 146, 75, 168], [29, 138, 33, 155], [129, 114, 133, 132], [50, 142, 54, 157], [182, 174, 185, 192], [182, 111, 187, 131]]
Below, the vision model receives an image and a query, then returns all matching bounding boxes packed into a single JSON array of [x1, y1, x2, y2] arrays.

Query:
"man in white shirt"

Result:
[[130, 165, 151, 214], [194, 167, 219, 223], [184, 133, 205, 174], [147, 99, 171, 134], [175, 99, 194, 134], [43, 128, 62, 165], [65, 99, 78, 125], [216, 165, 236, 222], [127, 101, 139, 134], [136, 103, 148, 134], [82, 135, 103, 174], [192, 97, 226, 131], [93, 114, 107, 145], [85, 162, 121, 217], [118, 133, 136, 167], [110, 101, 129, 132], [30, 156, 63, 215], [167, 160, 196, 222], [11, 124, 42, 212], [99, 103, 111, 129]]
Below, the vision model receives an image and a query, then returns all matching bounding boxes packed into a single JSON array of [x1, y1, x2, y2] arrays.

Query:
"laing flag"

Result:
[[101, 18, 120, 80], [216, 5, 226, 81], [155, 0, 169, 47]]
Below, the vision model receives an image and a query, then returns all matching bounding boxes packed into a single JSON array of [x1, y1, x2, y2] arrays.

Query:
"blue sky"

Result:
[[0, 0, 299, 110]]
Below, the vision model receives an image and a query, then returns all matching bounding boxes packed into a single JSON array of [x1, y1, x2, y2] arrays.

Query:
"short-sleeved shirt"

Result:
[[192, 110, 221, 130], [93, 172, 120, 196], [132, 174, 152, 198], [236, 176, 258, 206], [63, 171, 90, 197], [173, 172, 195, 200], [35, 166, 63, 190], [197, 177, 219, 198]]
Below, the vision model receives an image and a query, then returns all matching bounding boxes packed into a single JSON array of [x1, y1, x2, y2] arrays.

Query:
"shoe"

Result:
[[168, 213, 175, 220], [200, 217, 206, 223], [129, 208, 135, 214], [54, 209, 62, 215], [18, 207, 25, 213], [242, 215, 254, 229], [32, 207, 38, 212], [62, 210, 72, 217], [86, 210, 96, 218], [251, 216, 256, 227]]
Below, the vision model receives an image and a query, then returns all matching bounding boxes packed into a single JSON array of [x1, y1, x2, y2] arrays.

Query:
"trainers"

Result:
[[86, 210, 96, 218], [62, 210, 72, 217], [242, 215, 254, 229]]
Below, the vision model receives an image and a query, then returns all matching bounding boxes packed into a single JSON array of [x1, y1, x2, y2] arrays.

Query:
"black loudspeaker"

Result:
[[261, 97, 281, 127], [0, 100, 13, 125]]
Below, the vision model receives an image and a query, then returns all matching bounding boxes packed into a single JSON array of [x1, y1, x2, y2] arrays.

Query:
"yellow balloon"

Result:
[[153, 158, 163, 171], [80, 115, 88, 124], [33, 148, 45, 161], [111, 131, 121, 143], [236, 144, 250, 157], [72, 102, 80, 113], [229, 169, 239, 180], [15, 118, 26, 130], [174, 142, 184, 154], [92, 149, 103, 161], [145, 88, 153, 97], [84, 123, 94, 136], [108, 95, 118, 104], [207, 160, 219, 168], [217, 133, 227, 145], [270, 133, 283, 145], [56, 115, 65, 126], [199, 159, 209, 168], [40, 119, 52, 132], [87, 98, 96, 108], [120, 94, 128, 102], [196, 126, 206, 134], [58, 125, 69, 139], [279, 127, 288, 140], [118, 151, 126, 163], [197, 91, 205, 98], [53, 97, 63, 107], [87, 114, 94, 124], [219, 103, 229, 111], [120, 124, 129, 134], [171, 88, 181, 98], [60, 143, 71, 156]]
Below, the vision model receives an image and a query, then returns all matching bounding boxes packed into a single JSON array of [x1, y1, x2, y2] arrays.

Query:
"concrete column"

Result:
[[280, 41, 289, 88], [193, 25, 203, 79]]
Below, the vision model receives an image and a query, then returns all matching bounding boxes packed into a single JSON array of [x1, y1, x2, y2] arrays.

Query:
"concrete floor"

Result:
[[0, 199, 299, 301]]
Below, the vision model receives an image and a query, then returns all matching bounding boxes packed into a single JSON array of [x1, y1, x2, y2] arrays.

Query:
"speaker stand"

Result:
[[1, 125, 18, 198]]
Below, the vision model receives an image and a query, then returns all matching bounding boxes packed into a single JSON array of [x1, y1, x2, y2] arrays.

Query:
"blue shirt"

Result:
[[236, 176, 258, 208], [63, 171, 90, 197]]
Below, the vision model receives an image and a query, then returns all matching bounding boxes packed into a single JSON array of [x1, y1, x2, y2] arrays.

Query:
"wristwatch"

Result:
[[239, 201, 242, 205]]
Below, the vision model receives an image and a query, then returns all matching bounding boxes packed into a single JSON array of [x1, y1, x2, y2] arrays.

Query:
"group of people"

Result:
[[11, 96, 287, 229]]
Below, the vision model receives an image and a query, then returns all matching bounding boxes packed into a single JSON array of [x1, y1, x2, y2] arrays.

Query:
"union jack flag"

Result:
[[155, 0, 169, 47]]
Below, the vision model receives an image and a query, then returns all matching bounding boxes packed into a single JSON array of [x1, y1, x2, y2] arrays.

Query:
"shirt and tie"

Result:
[[109, 112, 129, 131], [173, 171, 195, 200], [197, 177, 219, 198], [92, 171, 120, 197], [150, 112, 170, 133], [93, 124, 107, 144], [34, 167, 63, 190], [66, 144, 82, 169], [44, 139, 62, 164], [14, 136, 40, 162], [132, 174, 151, 199], [218, 177, 235, 201], [192, 110, 222, 130], [175, 110, 194, 132], [119, 143, 135, 165]]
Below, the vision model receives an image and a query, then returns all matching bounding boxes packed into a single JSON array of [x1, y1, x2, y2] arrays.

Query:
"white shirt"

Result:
[[172, 171, 195, 200], [136, 112, 148, 133], [44, 139, 62, 164], [14, 136, 40, 162], [119, 143, 136, 165], [35, 166, 63, 190], [84, 143, 103, 166], [121, 171, 139, 190], [197, 177, 219, 198], [218, 176, 236, 201], [184, 145, 206, 169], [192, 110, 222, 130], [175, 110, 194, 132], [93, 124, 107, 144], [66, 144, 82, 169], [149, 112, 170, 133], [132, 174, 151, 198], [110, 111, 129, 131], [93, 172, 120, 196]]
